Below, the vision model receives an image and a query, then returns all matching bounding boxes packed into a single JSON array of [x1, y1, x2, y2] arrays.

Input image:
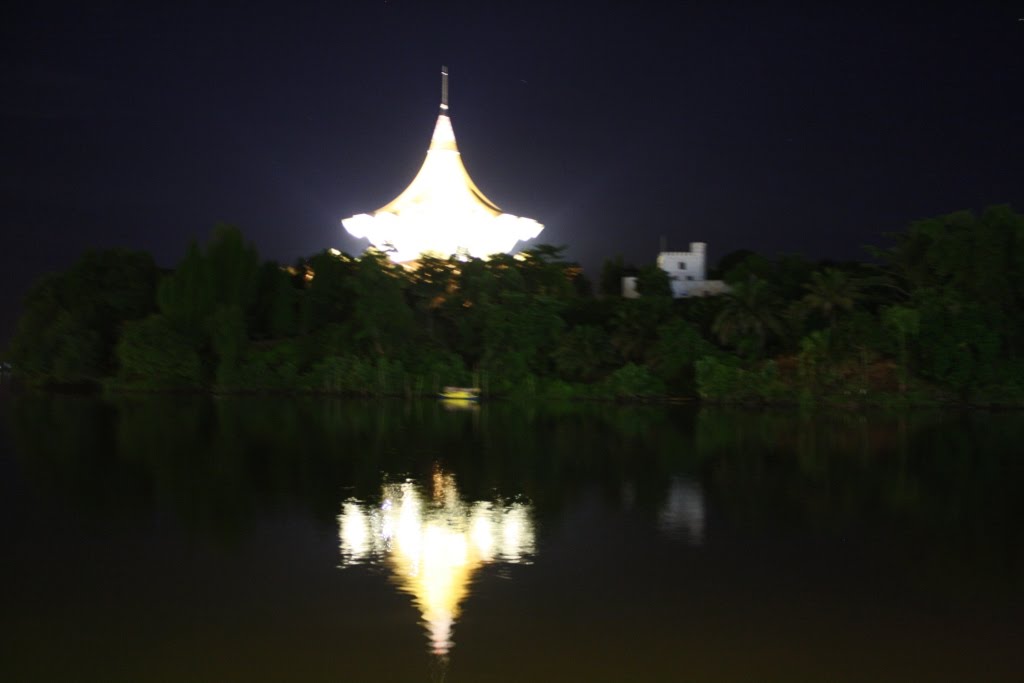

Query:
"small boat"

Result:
[[438, 386, 480, 401]]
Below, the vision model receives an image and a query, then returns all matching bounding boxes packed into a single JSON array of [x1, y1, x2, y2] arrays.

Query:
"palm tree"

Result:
[[712, 276, 784, 358], [801, 268, 862, 329], [882, 305, 920, 394]]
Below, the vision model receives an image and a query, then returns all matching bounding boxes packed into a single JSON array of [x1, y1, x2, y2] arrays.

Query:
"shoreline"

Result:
[[4, 378, 1022, 411]]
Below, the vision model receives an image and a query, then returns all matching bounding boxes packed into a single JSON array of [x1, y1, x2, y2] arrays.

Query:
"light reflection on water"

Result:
[[7, 396, 1023, 681], [439, 398, 480, 413], [621, 477, 706, 544], [658, 477, 706, 544], [338, 468, 535, 656]]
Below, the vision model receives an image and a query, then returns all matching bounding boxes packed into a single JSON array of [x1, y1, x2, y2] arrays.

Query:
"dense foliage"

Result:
[[7, 206, 1024, 405]]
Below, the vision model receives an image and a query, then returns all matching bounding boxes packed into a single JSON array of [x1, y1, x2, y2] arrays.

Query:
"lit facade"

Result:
[[623, 241, 730, 298], [342, 68, 543, 263]]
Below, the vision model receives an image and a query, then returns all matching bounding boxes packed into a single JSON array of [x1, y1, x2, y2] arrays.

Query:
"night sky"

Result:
[[2, 1, 1022, 346]]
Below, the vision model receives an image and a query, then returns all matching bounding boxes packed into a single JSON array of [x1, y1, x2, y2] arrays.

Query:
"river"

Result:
[[1, 391, 1021, 681]]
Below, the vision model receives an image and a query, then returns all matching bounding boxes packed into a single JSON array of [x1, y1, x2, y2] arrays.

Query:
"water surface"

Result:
[[1, 391, 1021, 681]]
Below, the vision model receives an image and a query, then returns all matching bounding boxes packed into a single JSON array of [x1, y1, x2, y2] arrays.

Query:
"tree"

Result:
[[882, 305, 919, 394], [875, 206, 1023, 311], [801, 268, 862, 330], [610, 298, 670, 364], [598, 255, 636, 298], [157, 224, 259, 333], [915, 298, 1001, 395], [209, 304, 247, 388], [712, 276, 784, 358], [406, 254, 458, 337], [721, 252, 773, 284], [117, 314, 203, 389], [517, 244, 580, 299], [301, 250, 356, 333], [649, 318, 719, 392], [157, 241, 209, 330], [635, 265, 672, 298], [252, 262, 298, 339], [8, 249, 157, 384], [872, 206, 1024, 393], [772, 253, 817, 301], [348, 250, 416, 357], [204, 224, 260, 312], [482, 291, 565, 378], [711, 249, 756, 280], [554, 325, 613, 382]]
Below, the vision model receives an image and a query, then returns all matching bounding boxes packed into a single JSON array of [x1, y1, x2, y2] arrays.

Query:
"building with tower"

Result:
[[342, 67, 544, 263], [622, 242, 729, 298]]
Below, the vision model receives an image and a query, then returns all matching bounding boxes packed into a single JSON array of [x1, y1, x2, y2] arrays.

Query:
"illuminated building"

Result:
[[622, 242, 730, 298], [342, 67, 544, 263]]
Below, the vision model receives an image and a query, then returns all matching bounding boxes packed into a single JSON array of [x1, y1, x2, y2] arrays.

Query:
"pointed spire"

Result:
[[341, 66, 544, 263], [440, 65, 449, 111]]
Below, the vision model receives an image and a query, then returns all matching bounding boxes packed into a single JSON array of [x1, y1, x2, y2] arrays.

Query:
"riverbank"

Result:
[[9, 364, 1024, 410], [7, 207, 1024, 409]]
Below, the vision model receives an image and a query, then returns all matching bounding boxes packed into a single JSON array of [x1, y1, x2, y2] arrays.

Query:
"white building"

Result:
[[623, 242, 729, 298], [342, 67, 544, 263]]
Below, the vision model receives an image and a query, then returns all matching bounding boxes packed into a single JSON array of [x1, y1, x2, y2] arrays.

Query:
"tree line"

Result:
[[6, 205, 1024, 405]]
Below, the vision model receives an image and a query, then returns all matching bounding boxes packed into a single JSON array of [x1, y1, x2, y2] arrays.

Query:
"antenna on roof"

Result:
[[441, 65, 449, 111]]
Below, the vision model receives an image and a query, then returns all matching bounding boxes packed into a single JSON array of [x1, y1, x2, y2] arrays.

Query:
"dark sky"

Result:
[[2, 1, 1022, 346]]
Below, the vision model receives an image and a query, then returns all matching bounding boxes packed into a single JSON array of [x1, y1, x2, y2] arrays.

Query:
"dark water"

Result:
[[1, 389, 1022, 682]]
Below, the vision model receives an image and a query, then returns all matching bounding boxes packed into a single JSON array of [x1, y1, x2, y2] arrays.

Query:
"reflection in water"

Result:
[[338, 468, 534, 656], [7, 396, 1024, 680], [439, 398, 480, 413], [658, 477, 705, 544]]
